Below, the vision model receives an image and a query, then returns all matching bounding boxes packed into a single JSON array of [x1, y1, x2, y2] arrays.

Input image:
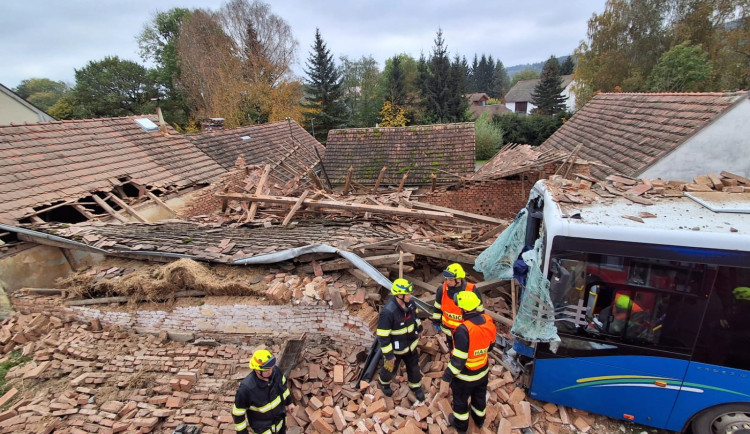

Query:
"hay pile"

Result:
[[59, 258, 267, 301]]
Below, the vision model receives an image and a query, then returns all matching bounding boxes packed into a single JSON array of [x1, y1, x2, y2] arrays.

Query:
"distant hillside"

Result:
[[507, 55, 571, 77]]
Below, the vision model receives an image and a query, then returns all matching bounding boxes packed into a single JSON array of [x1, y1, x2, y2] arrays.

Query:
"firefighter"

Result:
[[232, 349, 294, 434], [442, 291, 496, 434], [376, 278, 426, 401], [432, 263, 484, 350]]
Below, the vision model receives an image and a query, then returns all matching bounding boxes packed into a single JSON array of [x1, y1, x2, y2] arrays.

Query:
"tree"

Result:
[[176, 2, 302, 127], [531, 56, 567, 115], [13, 78, 69, 111], [383, 55, 407, 106], [491, 60, 511, 99], [510, 69, 539, 87], [422, 29, 468, 123], [70, 56, 157, 118], [303, 28, 347, 143], [138, 8, 193, 127], [560, 56, 575, 75], [379, 101, 408, 127], [474, 112, 503, 160], [339, 55, 383, 127], [382, 54, 424, 125], [648, 41, 714, 91]]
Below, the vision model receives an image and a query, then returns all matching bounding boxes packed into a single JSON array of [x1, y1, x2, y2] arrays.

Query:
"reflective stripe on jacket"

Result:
[[447, 311, 496, 381], [464, 313, 496, 370], [232, 367, 291, 433], [377, 296, 422, 357], [439, 282, 477, 333]]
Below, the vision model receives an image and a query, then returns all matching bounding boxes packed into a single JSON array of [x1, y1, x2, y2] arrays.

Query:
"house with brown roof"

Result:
[[504, 75, 575, 114], [466, 93, 511, 119], [322, 123, 476, 185], [0, 83, 55, 125], [538, 91, 750, 181], [0, 116, 226, 225]]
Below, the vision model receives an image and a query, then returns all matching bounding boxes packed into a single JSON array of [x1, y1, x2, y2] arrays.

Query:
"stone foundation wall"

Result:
[[10, 293, 375, 350]]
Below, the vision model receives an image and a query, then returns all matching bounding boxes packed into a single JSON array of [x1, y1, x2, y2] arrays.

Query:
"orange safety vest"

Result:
[[441, 282, 477, 333], [613, 301, 644, 321], [464, 313, 496, 370]]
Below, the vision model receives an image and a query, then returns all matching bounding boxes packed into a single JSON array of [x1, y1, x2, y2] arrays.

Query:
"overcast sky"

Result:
[[1, 0, 608, 89]]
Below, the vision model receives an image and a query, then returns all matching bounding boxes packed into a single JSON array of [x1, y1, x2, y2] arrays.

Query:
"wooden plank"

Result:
[[721, 170, 750, 185], [372, 166, 387, 193], [92, 195, 129, 223], [476, 223, 508, 242], [409, 201, 506, 225], [145, 191, 177, 216], [108, 194, 148, 222], [22, 288, 65, 296], [399, 242, 477, 264], [247, 164, 272, 222], [281, 189, 310, 227], [343, 166, 354, 195], [216, 193, 455, 221]]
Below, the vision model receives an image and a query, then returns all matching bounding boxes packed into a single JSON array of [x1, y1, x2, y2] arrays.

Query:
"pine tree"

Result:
[[422, 29, 468, 123], [303, 28, 347, 143], [560, 56, 575, 75], [491, 60, 510, 99], [530, 56, 567, 115], [383, 55, 407, 106]]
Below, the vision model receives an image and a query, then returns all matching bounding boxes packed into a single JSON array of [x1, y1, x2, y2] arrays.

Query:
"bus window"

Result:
[[548, 250, 709, 353], [693, 266, 750, 370]]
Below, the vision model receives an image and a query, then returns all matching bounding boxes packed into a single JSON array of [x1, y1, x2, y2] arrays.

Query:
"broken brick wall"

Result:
[[421, 162, 589, 219], [10, 293, 375, 350], [178, 167, 248, 218]]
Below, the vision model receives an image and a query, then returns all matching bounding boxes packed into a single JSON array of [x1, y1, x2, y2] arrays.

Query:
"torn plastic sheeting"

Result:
[[474, 207, 528, 281], [510, 237, 560, 344], [233, 244, 392, 289]]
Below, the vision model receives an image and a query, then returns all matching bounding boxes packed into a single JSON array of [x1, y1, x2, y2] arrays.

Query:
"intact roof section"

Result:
[[323, 123, 476, 185], [539, 91, 748, 179], [504, 75, 573, 103], [185, 119, 323, 171], [0, 116, 226, 224]]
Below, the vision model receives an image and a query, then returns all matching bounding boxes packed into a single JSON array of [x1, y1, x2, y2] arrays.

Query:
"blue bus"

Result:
[[488, 180, 750, 433]]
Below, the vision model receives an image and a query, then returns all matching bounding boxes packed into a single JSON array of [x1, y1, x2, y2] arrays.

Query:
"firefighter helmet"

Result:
[[391, 278, 414, 295], [615, 293, 633, 310], [249, 349, 276, 371], [454, 291, 481, 311], [733, 287, 750, 301], [442, 263, 466, 279]]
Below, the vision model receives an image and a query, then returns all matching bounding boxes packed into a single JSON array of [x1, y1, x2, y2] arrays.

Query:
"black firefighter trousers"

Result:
[[378, 350, 422, 390], [450, 373, 489, 432]]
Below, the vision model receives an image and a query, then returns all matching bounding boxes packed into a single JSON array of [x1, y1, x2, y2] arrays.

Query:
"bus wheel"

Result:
[[691, 404, 750, 434]]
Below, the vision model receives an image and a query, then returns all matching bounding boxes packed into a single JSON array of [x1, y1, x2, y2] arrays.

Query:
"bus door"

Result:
[[528, 253, 707, 429]]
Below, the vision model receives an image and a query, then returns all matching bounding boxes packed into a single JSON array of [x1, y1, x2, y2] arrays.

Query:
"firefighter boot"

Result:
[[448, 414, 467, 434], [381, 383, 393, 397], [412, 386, 425, 402]]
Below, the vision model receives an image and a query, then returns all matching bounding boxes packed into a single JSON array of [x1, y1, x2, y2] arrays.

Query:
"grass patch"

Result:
[[0, 350, 31, 397]]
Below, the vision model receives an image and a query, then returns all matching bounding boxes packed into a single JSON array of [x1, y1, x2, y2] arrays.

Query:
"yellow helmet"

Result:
[[454, 291, 481, 311], [615, 294, 632, 310], [249, 349, 276, 371], [391, 278, 414, 295], [443, 263, 466, 279]]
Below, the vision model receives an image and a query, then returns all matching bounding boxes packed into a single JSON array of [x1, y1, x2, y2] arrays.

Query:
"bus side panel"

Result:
[[529, 355, 688, 429], [665, 362, 750, 432]]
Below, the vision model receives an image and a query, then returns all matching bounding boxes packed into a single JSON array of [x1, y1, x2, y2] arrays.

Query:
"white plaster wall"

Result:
[[641, 98, 750, 181], [563, 83, 576, 113]]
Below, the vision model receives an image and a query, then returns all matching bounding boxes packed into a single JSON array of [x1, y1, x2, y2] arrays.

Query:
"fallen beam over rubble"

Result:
[[216, 193, 455, 221]]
